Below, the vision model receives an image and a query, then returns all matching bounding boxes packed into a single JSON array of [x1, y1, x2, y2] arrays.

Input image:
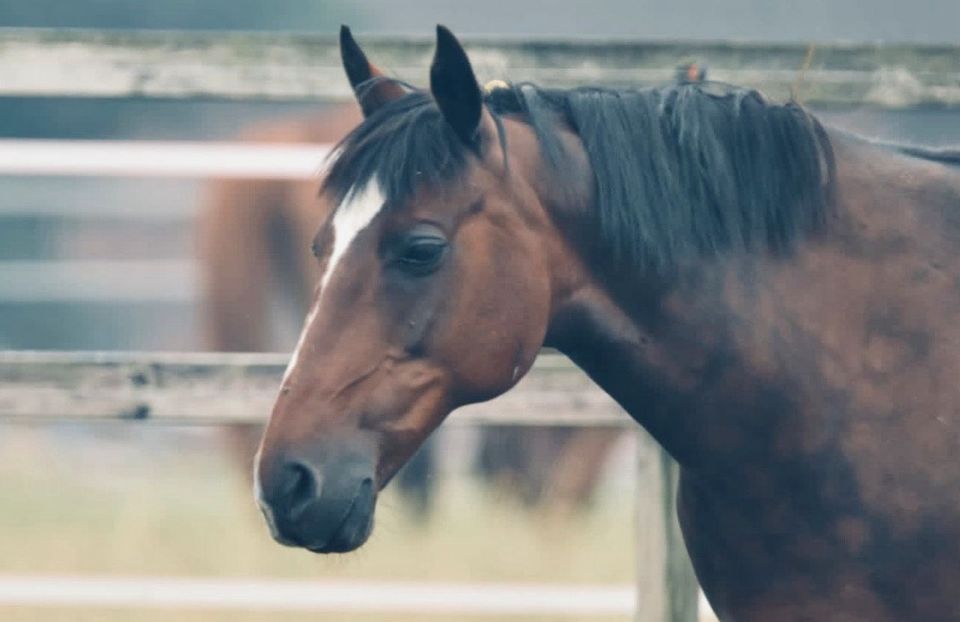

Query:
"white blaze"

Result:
[[319, 180, 386, 293], [279, 179, 386, 385]]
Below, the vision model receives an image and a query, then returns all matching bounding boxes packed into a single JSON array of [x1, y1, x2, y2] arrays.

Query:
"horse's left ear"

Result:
[[340, 25, 406, 117], [430, 25, 483, 147]]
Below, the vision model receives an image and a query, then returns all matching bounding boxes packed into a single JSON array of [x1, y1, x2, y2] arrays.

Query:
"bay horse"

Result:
[[255, 25, 960, 621]]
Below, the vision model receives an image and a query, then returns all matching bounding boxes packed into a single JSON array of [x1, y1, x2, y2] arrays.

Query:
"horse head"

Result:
[[254, 26, 586, 552]]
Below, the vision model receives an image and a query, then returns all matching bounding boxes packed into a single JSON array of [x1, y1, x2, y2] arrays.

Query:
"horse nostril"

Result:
[[280, 461, 320, 520]]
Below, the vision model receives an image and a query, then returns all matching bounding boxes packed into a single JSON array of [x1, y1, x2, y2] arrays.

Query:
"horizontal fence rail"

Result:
[[0, 350, 630, 426], [0, 260, 194, 303], [0, 576, 638, 616], [0, 29, 957, 107], [0, 140, 331, 179]]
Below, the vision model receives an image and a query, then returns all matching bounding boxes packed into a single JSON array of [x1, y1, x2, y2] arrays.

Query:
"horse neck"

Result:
[[542, 127, 960, 466], [537, 144, 729, 462], [544, 257, 726, 464]]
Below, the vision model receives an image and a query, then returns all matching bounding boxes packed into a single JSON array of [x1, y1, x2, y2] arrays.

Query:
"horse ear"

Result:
[[430, 25, 483, 147], [340, 25, 406, 117]]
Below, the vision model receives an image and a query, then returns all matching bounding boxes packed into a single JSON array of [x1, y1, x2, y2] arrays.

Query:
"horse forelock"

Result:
[[321, 90, 470, 208]]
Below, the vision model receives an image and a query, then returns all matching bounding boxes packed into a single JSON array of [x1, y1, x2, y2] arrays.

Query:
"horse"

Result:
[[198, 103, 622, 516], [254, 25, 960, 621]]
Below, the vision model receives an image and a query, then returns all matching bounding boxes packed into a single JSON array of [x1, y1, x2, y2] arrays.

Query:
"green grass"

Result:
[[0, 426, 635, 621]]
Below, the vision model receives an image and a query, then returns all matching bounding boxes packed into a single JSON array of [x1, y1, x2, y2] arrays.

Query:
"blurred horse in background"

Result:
[[197, 103, 621, 515]]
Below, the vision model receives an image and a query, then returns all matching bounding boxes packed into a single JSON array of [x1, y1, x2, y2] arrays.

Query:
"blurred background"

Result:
[[0, 1, 958, 621]]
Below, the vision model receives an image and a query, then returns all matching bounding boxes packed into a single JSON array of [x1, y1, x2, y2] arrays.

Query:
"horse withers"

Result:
[[255, 25, 960, 621]]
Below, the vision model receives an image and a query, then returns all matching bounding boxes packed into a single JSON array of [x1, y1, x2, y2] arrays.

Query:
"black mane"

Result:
[[324, 79, 835, 273]]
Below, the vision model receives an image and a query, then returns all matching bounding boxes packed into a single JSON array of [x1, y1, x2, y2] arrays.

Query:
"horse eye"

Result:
[[398, 238, 447, 274]]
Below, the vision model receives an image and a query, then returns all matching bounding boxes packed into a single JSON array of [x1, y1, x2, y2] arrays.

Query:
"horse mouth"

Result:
[[305, 479, 376, 554]]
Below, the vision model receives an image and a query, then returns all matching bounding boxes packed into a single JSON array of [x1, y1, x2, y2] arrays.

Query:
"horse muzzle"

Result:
[[256, 445, 377, 553]]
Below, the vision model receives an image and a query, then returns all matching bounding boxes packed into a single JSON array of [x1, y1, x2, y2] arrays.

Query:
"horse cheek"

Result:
[[440, 243, 547, 404]]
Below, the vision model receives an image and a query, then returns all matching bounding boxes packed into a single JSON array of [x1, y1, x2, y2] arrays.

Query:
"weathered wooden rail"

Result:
[[0, 29, 957, 107], [0, 350, 627, 426]]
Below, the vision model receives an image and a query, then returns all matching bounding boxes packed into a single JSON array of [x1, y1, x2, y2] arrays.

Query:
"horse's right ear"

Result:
[[340, 25, 406, 117]]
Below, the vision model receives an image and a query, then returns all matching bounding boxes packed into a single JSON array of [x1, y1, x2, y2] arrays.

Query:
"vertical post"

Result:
[[634, 428, 699, 622]]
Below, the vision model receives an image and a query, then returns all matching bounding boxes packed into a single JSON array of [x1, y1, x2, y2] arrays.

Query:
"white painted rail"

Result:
[[0, 140, 331, 179], [0, 260, 194, 303], [0, 576, 635, 616]]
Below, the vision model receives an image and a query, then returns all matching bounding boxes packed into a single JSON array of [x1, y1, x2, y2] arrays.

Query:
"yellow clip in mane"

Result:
[[483, 79, 510, 94]]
